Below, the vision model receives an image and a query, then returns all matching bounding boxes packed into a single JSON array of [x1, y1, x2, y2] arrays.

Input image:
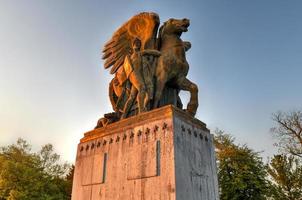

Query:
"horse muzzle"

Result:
[[182, 18, 190, 32]]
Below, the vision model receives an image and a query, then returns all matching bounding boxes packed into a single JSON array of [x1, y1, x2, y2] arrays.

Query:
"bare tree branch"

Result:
[[272, 110, 302, 158]]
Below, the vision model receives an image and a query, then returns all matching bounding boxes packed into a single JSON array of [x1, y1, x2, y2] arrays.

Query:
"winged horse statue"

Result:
[[96, 12, 198, 128]]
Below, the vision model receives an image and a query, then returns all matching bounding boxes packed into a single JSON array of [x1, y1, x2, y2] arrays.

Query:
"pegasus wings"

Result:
[[102, 12, 160, 74]]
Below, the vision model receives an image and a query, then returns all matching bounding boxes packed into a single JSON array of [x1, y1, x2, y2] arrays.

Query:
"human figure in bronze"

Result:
[[121, 38, 147, 118], [98, 12, 199, 127], [141, 48, 161, 110], [121, 38, 161, 119]]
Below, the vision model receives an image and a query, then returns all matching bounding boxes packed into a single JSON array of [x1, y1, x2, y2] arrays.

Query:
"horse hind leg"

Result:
[[177, 78, 199, 116]]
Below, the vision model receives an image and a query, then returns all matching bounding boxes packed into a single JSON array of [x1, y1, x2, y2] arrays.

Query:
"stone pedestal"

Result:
[[71, 105, 219, 200]]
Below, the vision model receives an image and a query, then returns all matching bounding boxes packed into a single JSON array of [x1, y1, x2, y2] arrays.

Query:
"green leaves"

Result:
[[215, 130, 269, 200], [267, 109, 302, 199], [215, 126, 302, 200], [0, 138, 72, 200], [267, 155, 302, 200]]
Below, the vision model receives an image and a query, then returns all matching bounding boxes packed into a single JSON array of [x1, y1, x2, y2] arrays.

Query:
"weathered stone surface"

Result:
[[72, 105, 219, 200]]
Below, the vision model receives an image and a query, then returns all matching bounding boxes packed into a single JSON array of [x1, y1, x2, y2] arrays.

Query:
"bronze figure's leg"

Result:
[[177, 78, 199, 116], [121, 86, 138, 119], [129, 72, 147, 114], [142, 60, 154, 110], [138, 89, 147, 113]]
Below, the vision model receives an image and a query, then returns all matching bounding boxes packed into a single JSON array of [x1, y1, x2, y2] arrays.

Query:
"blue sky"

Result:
[[0, 0, 301, 162]]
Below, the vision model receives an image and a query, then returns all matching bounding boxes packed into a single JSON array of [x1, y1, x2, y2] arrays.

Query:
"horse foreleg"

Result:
[[177, 78, 199, 116]]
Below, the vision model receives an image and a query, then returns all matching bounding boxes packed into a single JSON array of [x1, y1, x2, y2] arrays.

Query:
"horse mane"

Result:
[[157, 22, 166, 49]]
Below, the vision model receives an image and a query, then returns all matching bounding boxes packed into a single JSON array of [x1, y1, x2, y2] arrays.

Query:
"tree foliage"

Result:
[[214, 130, 269, 200], [271, 110, 302, 158], [0, 138, 72, 200], [267, 154, 302, 200], [268, 109, 302, 199]]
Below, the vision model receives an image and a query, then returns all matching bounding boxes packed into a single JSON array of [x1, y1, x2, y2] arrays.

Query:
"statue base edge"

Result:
[[72, 105, 219, 200]]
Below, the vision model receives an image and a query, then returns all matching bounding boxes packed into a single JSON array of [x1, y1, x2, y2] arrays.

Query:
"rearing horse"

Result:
[[153, 18, 199, 116]]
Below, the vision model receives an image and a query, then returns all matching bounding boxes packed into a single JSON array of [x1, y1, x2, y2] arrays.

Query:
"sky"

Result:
[[0, 0, 301, 162]]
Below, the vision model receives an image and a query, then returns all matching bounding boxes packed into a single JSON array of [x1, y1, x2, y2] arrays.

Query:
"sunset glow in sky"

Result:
[[1, 0, 302, 162]]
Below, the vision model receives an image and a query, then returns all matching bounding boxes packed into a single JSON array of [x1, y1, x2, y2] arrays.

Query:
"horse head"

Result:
[[159, 18, 190, 38]]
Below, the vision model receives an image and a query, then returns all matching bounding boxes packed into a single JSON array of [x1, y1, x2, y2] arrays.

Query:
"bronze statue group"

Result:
[[96, 12, 199, 128]]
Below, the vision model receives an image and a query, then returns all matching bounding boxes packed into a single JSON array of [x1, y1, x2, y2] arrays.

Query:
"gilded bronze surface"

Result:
[[96, 12, 199, 128]]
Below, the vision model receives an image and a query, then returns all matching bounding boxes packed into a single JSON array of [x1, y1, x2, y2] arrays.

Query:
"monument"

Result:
[[72, 12, 219, 200]]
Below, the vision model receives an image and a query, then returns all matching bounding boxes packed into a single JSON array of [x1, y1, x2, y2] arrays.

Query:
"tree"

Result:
[[0, 138, 72, 200], [268, 110, 302, 200], [214, 130, 269, 200], [65, 165, 75, 197], [271, 110, 302, 158], [267, 154, 302, 200]]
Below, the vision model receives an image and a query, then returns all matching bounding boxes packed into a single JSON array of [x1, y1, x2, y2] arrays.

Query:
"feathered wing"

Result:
[[102, 12, 160, 74]]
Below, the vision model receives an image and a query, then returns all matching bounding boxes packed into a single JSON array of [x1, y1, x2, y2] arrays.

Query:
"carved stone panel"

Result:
[[127, 140, 160, 180]]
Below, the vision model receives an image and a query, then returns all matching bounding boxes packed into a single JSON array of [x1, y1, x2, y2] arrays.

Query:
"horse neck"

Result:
[[160, 34, 183, 51], [159, 34, 186, 60]]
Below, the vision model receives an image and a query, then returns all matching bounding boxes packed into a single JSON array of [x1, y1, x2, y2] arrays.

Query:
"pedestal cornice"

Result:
[[81, 105, 208, 143]]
